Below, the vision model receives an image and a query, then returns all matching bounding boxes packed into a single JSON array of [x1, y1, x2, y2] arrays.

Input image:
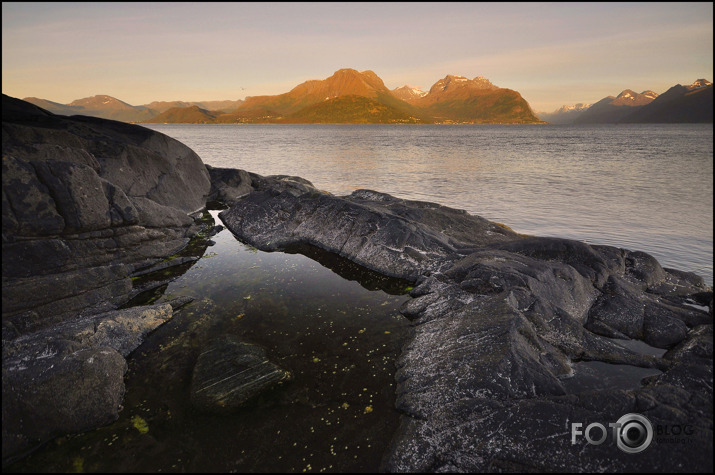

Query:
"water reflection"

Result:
[[8, 211, 412, 473], [282, 243, 413, 295]]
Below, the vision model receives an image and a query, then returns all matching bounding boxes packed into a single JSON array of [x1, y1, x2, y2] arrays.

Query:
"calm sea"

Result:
[[146, 123, 713, 284]]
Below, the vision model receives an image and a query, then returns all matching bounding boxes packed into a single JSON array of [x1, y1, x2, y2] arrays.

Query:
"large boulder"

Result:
[[2, 94, 211, 330], [2, 303, 174, 463]]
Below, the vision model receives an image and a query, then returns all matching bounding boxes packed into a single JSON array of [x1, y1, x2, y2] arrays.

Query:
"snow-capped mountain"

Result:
[[688, 79, 712, 90], [391, 85, 428, 101], [536, 103, 591, 124]]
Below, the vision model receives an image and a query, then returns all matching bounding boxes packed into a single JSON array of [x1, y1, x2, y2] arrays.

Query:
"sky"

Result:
[[2, 2, 713, 113]]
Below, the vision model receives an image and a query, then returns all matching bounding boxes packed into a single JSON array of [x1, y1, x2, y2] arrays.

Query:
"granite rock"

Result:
[[2, 94, 210, 328]]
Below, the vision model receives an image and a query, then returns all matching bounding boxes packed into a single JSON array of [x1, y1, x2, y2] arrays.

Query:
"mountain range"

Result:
[[20, 71, 712, 125], [23, 69, 543, 125], [158, 69, 542, 124], [21, 95, 245, 123], [538, 79, 712, 124]]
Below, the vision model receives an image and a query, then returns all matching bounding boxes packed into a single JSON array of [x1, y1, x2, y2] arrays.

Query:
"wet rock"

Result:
[[220, 183, 519, 281], [384, 274, 712, 472], [2, 95, 211, 466], [190, 336, 291, 412], [2, 347, 127, 465], [586, 275, 710, 348], [386, 239, 710, 471]]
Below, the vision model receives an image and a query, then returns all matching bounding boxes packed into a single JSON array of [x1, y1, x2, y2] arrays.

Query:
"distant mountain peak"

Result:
[[536, 102, 592, 124], [69, 94, 135, 110], [616, 89, 638, 100], [429, 74, 498, 94], [472, 76, 498, 88], [555, 103, 592, 113], [296, 68, 390, 97], [688, 79, 712, 90], [392, 85, 428, 100], [611, 89, 656, 107]]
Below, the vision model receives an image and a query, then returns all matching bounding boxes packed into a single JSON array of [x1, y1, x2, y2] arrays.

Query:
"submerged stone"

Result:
[[190, 335, 291, 412]]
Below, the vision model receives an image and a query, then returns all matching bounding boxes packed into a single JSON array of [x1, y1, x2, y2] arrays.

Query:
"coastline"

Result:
[[2, 95, 712, 472]]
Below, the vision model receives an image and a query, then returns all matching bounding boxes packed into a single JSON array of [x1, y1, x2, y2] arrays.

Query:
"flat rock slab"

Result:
[[190, 336, 291, 412]]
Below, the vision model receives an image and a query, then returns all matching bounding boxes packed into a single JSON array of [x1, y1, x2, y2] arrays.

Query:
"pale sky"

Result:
[[2, 2, 713, 113]]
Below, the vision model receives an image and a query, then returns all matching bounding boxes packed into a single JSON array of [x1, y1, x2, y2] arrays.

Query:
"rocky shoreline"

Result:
[[3, 95, 712, 471], [214, 165, 713, 471]]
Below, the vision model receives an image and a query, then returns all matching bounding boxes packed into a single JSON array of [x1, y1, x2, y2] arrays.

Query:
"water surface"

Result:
[[145, 123, 713, 284]]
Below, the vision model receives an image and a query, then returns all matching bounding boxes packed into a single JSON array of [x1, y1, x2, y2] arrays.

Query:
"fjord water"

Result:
[[147, 123, 713, 284]]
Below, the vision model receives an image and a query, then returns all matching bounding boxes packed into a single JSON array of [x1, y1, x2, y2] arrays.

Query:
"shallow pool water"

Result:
[[8, 211, 412, 473]]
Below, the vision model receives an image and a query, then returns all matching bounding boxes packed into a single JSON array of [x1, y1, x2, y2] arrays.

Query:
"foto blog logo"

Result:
[[571, 413, 653, 454]]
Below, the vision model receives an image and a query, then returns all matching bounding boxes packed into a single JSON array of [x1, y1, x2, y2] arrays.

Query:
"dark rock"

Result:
[[207, 224, 223, 236], [2, 347, 127, 465], [586, 274, 710, 349], [205, 165, 253, 205], [129, 256, 200, 279], [487, 236, 616, 287], [624, 249, 667, 289], [216, 173, 712, 472], [663, 325, 713, 364], [2, 264, 134, 332], [219, 182, 519, 280], [2, 95, 211, 465], [190, 336, 291, 412], [1, 303, 173, 463], [2, 94, 210, 329]]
